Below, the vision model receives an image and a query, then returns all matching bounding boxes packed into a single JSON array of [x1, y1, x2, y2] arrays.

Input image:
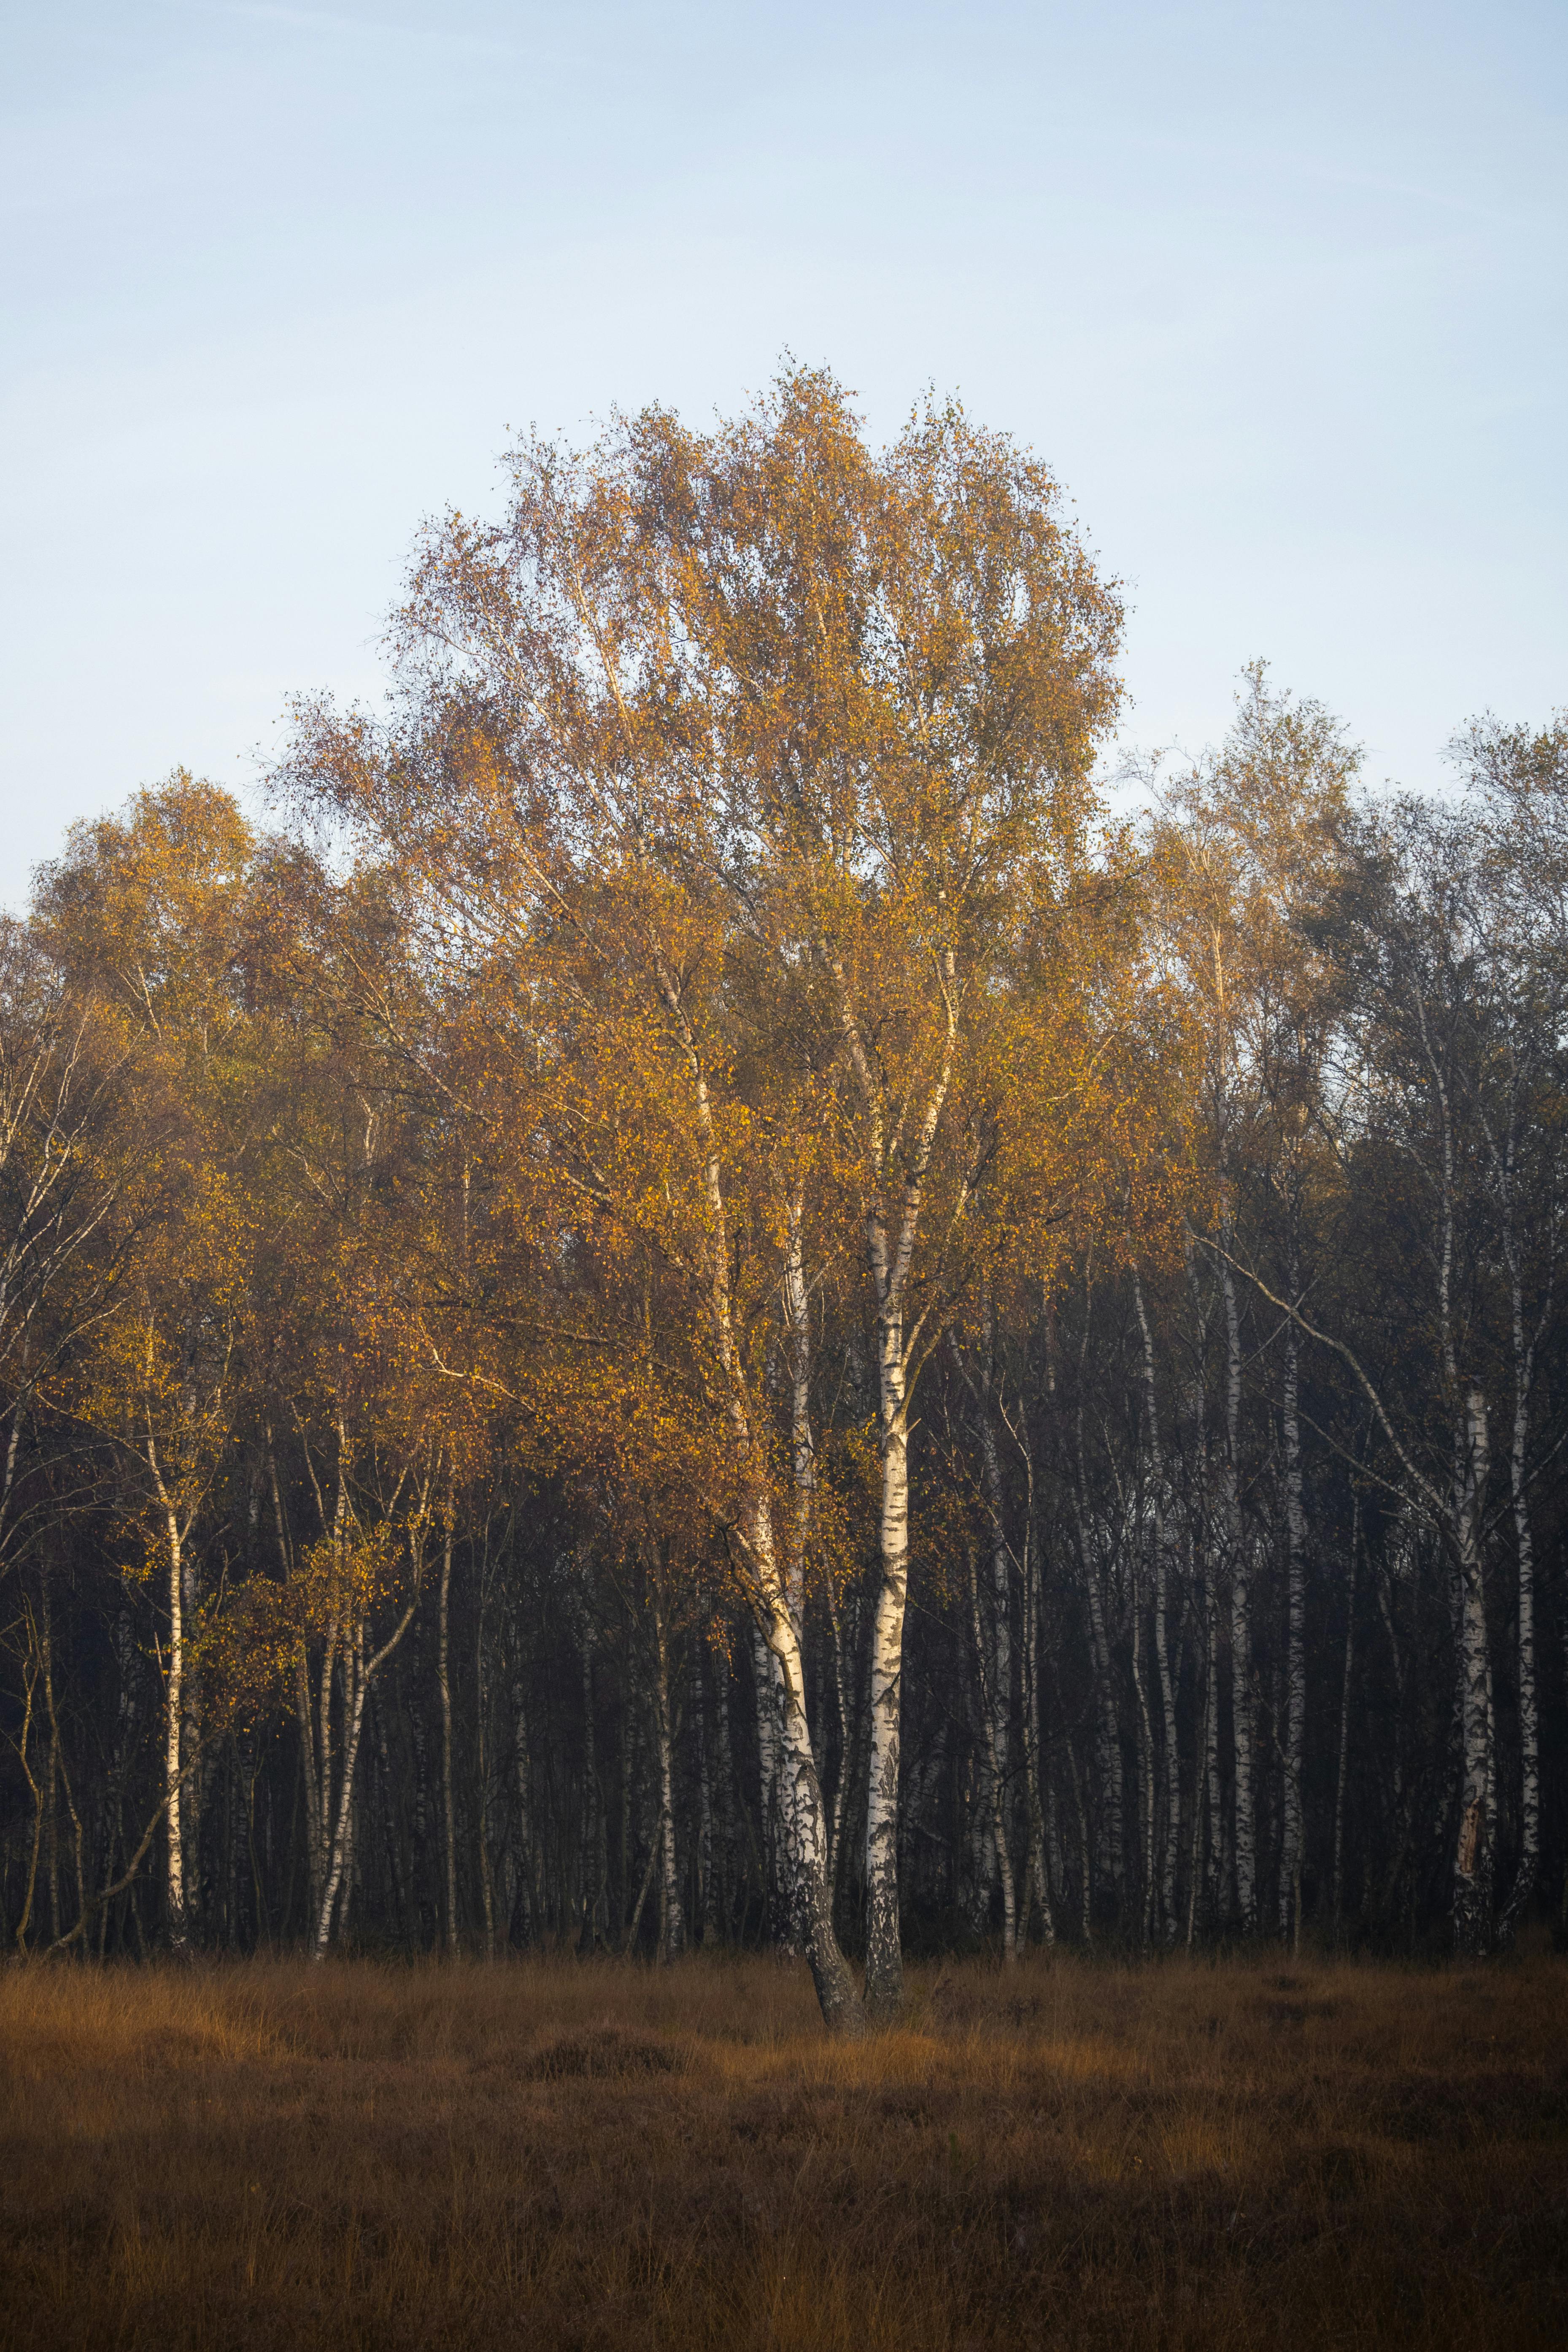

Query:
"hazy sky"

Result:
[[3, 0, 1564, 906]]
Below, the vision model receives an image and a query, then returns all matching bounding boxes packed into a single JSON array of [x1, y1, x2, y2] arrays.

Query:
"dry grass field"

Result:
[[1, 1947, 1565, 2351]]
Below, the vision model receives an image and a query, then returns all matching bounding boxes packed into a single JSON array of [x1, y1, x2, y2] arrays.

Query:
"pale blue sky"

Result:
[[3, 1, 1564, 904]]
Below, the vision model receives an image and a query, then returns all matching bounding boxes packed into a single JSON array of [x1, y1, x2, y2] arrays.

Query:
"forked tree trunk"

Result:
[[655, 958, 859, 2031]]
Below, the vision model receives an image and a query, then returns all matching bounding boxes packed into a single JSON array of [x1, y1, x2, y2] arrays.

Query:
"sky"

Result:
[[2, 0, 1564, 907]]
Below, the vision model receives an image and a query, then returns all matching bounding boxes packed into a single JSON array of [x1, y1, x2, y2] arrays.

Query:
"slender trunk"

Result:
[[313, 1626, 367, 1959], [181, 1544, 201, 1939], [1499, 1275, 1539, 1940], [371, 1686, 410, 1948], [1187, 1598, 1212, 1952], [1130, 1579, 1156, 1947], [1152, 1526, 1179, 1943], [1202, 1575, 1224, 1934], [652, 1591, 684, 1961], [712, 1643, 738, 1935], [1080, 1532, 1123, 1910], [38, 1571, 87, 1948], [694, 1652, 716, 1941], [151, 1448, 189, 1956], [1021, 1515, 1053, 1944], [1066, 1731, 1092, 1945], [1452, 1388, 1493, 1955], [967, 1542, 1016, 1959], [1132, 1272, 1180, 1944], [1332, 1498, 1359, 1940], [578, 1615, 601, 1952], [506, 1595, 536, 1946], [783, 1196, 814, 1637], [826, 1594, 852, 1887], [13, 1646, 42, 1952], [974, 1299, 1017, 1952], [42, 1578, 60, 1945], [475, 1595, 496, 1960], [1219, 1240, 1257, 1931], [311, 1514, 427, 1963], [1278, 1243, 1308, 1942], [1072, 1302, 1123, 1915], [864, 1345, 909, 2018], [438, 1519, 458, 1956]]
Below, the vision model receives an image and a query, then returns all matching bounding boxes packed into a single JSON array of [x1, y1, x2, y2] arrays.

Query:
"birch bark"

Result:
[[820, 940, 958, 2020], [1452, 1388, 1492, 1955]]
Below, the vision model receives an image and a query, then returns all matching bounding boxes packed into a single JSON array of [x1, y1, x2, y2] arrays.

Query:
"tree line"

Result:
[[3, 369, 1565, 2029]]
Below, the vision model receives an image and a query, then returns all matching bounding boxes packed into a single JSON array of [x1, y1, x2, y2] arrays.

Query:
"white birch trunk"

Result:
[[654, 956, 860, 2030], [864, 1341, 909, 2015], [751, 1491, 863, 2033], [1452, 1388, 1492, 1954], [146, 1437, 189, 1957]]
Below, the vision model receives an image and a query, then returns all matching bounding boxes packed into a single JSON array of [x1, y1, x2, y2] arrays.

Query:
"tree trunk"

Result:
[[1220, 1240, 1258, 1932], [1452, 1388, 1493, 1955], [1498, 1278, 1539, 1941], [693, 1652, 716, 1942], [1132, 1272, 1180, 1944], [438, 1520, 459, 1956], [155, 1468, 189, 1956], [967, 1542, 1016, 1960], [1021, 1516, 1053, 1945], [1278, 1265, 1308, 1944], [864, 1334, 909, 2019], [1332, 1497, 1359, 1939], [652, 1591, 685, 1961]]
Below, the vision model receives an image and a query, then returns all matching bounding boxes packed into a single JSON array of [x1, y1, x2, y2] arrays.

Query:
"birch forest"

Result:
[[4, 370, 1566, 2028]]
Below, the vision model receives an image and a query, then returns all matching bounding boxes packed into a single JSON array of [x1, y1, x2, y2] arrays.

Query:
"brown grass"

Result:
[[2, 1946, 1565, 2349]]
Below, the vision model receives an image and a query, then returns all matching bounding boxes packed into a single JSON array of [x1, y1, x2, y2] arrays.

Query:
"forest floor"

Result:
[[1, 1944, 1565, 2351]]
